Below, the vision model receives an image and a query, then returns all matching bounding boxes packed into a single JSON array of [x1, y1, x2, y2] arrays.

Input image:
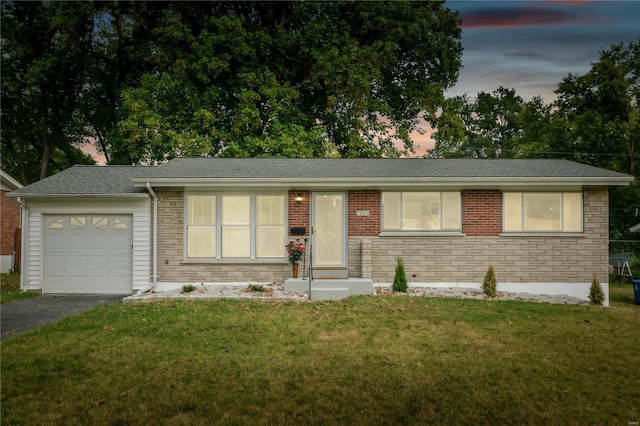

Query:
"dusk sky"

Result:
[[447, 0, 639, 102]]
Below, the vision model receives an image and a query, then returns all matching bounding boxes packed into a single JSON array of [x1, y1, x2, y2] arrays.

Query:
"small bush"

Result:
[[181, 284, 196, 294], [248, 284, 266, 292], [482, 265, 497, 298], [588, 276, 605, 306], [392, 257, 408, 293]]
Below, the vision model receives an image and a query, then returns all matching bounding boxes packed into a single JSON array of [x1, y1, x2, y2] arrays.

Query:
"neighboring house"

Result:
[[9, 158, 634, 304], [630, 223, 640, 233], [1, 170, 23, 273]]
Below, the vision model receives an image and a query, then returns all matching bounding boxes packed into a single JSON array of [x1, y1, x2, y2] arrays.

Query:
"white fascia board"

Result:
[[630, 223, 640, 233], [0, 170, 23, 190], [134, 175, 634, 189]]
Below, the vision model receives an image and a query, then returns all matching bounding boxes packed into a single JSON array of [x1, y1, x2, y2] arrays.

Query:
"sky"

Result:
[[408, 0, 640, 153], [446, 0, 639, 102]]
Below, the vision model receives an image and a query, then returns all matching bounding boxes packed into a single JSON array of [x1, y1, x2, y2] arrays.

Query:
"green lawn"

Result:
[[0, 273, 38, 304], [2, 292, 639, 425]]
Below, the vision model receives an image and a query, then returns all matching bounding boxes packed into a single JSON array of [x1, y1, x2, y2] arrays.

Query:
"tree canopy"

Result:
[[1, 1, 463, 181]]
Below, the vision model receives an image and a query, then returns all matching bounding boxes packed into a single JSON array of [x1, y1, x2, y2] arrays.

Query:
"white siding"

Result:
[[21, 197, 151, 292]]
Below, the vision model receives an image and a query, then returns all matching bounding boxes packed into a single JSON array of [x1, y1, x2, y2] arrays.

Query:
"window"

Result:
[[186, 194, 286, 259], [503, 192, 582, 232], [382, 192, 461, 231]]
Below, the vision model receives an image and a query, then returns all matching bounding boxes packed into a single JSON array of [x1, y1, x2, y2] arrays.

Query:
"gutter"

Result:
[[16, 197, 28, 291], [145, 183, 158, 291]]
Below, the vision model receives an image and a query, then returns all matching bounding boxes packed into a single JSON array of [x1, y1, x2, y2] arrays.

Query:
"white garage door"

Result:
[[44, 215, 133, 294]]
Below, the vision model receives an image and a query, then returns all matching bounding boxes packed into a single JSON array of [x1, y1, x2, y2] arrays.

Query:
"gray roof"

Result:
[[140, 157, 632, 179], [9, 165, 155, 197], [9, 158, 633, 197]]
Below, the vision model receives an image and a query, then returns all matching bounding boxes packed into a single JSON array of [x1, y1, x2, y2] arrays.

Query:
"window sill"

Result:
[[379, 231, 465, 237], [499, 232, 585, 238], [181, 258, 289, 265]]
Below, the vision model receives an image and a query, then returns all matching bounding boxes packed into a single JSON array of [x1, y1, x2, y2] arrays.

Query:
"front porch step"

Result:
[[284, 278, 374, 300], [310, 268, 349, 279]]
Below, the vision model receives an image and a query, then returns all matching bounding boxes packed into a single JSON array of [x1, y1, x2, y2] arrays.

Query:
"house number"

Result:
[[356, 210, 370, 216]]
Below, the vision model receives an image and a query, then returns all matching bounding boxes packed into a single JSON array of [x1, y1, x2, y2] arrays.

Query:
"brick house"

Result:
[[1, 170, 23, 273], [9, 158, 633, 304]]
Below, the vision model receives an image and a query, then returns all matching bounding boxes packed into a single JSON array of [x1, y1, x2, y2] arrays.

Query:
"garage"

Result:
[[44, 214, 133, 294]]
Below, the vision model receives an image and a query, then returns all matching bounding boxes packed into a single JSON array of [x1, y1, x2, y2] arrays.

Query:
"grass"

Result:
[[2, 294, 639, 425], [0, 273, 38, 304]]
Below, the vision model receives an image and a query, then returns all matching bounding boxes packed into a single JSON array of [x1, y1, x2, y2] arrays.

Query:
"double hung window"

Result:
[[186, 194, 286, 259]]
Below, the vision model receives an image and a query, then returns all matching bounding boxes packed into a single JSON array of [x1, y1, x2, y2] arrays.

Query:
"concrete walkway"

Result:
[[1, 294, 127, 341]]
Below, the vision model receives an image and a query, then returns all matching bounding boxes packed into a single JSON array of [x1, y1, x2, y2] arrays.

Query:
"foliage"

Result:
[[285, 239, 305, 264], [630, 258, 640, 278], [1, 298, 639, 424], [588, 276, 605, 306], [181, 284, 196, 294], [0, 273, 38, 304], [482, 265, 497, 298], [248, 284, 266, 292], [392, 257, 408, 292], [1, 1, 463, 176], [0, 1, 97, 184]]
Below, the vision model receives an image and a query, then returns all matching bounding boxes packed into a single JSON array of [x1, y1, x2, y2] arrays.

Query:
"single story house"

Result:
[[1, 169, 23, 273], [9, 158, 633, 304]]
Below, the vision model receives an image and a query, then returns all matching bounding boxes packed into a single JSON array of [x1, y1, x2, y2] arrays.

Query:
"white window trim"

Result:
[[502, 191, 583, 234], [381, 191, 462, 232], [184, 192, 287, 261]]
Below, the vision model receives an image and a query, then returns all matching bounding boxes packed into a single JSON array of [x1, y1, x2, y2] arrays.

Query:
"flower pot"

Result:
[[292, 263, 299, 278]]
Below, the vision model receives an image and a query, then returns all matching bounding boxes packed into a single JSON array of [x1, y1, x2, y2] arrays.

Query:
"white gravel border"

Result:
[[124, 282, 589, 305]]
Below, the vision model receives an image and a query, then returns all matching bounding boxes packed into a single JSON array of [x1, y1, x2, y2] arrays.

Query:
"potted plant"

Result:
[[285, 239, 305, 278]]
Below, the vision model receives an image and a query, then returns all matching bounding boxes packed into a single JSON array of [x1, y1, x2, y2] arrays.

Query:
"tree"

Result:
[[429, 87, 554, 159], [109, 1, 463, 164], [554, 40, 640, 247], [1, 1, 96, 184]]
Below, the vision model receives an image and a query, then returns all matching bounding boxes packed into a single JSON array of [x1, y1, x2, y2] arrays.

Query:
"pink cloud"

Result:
[[460, 7, 608, 30]]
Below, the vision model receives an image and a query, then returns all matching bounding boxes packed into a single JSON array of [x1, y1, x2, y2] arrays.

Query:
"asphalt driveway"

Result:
[[1, 294, 127, 341]]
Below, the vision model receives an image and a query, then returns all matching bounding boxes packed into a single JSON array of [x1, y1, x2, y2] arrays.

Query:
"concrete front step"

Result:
[[284, 278, 374, 300]]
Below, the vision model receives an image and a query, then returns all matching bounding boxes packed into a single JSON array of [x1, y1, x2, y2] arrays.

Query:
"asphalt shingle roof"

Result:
[[141, 157, 632, 179], [9, 165, 155, 196], [10, 158, 633, 197]]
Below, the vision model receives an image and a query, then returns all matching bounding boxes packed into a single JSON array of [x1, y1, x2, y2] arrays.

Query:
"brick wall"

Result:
[[348, 190, 381, 236], [1, 190, 20, 256], [368, 186, 609, 285], [462, 190, 502, 236], [288, 190, 310, 234]]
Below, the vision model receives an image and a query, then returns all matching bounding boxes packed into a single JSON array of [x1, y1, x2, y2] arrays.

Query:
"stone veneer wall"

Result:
[[368, 186, 609, 284], [156, 188, 289, 283]]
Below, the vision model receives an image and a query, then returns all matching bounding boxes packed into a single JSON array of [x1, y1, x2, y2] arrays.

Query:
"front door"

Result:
[[312, 192, 346, 268]]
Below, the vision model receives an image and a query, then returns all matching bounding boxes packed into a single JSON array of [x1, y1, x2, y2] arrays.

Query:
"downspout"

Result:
[[16, 197, 28, 291], [146, 183, 158, 291]]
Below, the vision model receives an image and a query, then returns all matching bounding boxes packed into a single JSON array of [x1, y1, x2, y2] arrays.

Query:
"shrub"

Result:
[[588, 275, 605, 306], [482, 265, 497, 298], [248, 284, 266, 292], [392, 257, 408, 293], [181, 284, 196, 294]]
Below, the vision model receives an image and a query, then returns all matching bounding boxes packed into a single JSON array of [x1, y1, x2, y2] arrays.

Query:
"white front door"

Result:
[[312, 193, 346, 268]]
